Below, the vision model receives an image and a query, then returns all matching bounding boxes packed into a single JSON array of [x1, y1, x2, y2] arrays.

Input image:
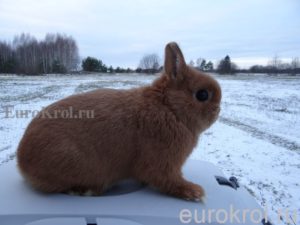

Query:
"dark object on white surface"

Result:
[[0, 160, 271, 225], [215, 176, 239, 190]]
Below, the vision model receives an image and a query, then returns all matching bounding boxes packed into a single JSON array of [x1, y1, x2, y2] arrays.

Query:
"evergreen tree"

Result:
[[205, 61, 214, 71], [200, 59, 206, 70], [82, 57, 102, 72], [108, 66, 114, 73], [217, 55, 236, 74]]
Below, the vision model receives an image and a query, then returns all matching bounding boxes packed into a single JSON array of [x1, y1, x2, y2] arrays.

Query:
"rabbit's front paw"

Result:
[[173, 182, 205, 202]]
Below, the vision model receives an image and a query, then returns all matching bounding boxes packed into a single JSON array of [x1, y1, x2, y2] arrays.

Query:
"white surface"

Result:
[[0, 73, 299, 225], [0, 160, 263, 225]]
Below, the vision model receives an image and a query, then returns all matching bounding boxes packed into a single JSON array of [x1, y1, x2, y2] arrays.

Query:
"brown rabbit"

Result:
[[17, 42, 221, 201]]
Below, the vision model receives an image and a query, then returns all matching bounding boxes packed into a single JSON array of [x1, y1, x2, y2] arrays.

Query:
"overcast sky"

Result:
[[0, 0, 299, 68]]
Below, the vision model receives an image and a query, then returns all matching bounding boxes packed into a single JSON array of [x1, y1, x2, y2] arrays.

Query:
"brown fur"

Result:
[[17, 42, 221, 201]]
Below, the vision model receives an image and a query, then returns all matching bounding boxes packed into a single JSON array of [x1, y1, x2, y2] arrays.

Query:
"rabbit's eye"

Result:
[[196, 89, 209, 102]]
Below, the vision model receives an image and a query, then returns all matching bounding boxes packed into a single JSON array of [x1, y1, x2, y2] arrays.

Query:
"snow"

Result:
[[0, 73, 299, 225]]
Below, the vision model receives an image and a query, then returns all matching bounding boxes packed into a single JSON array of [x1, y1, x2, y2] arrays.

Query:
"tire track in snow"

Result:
[[0, 85, 62, 103], [0, 145, 11, 152], [219, 117, 300, 151]]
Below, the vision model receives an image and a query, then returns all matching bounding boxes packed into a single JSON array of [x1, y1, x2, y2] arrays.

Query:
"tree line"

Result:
[[189, 55, 300, 75], [0, 33, 79, 74], [81, 54, 162, 74], [1, 34, 299, 75], [248, 56, 300, 75], [136, 54, 300, 75], [81, 56, 135, 74]]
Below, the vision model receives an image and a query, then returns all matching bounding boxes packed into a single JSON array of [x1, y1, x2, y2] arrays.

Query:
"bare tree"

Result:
[[291, 57, 300, 69], [196, 58, 204, 68], [0, 33, 80, 74], [0, 41, 15, 73], [139, 54, 160, 73], [268, 55, 283, 72], [290, 57, 300, 75], [0, 42, 13, 60], [189, 60, 195, 67]]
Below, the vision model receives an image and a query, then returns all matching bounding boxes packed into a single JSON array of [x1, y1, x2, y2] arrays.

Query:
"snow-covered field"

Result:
[[0, 73, 299, 224]]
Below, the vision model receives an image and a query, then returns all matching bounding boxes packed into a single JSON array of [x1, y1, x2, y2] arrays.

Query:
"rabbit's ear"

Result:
[[164, 42, 187, 80]]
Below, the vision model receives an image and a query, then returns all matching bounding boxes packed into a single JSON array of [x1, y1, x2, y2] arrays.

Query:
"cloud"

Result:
[[0, 0, 299, 68]]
